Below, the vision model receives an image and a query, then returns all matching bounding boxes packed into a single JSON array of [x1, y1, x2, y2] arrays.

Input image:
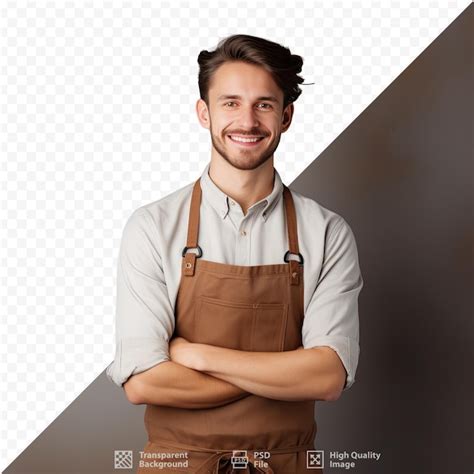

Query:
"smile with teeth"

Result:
[[228, 135, 265, 144]]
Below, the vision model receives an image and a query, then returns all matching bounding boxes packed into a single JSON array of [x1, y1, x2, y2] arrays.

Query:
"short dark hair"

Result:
[[197, 34, 305, 109]]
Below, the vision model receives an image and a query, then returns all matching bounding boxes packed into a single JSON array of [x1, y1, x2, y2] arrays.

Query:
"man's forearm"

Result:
[[190, 344, 346, 402], [124, 360, 250, 409]]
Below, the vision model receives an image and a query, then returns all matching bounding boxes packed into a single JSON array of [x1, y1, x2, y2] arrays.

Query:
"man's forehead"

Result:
[[209, 62, 283, 102]]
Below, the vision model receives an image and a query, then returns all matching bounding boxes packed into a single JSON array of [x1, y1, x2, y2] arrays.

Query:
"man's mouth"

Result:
[[227, 135, 265, 146]]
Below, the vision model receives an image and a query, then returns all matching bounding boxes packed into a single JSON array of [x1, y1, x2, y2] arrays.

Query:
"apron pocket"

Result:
[[193, 295, 288, 352]]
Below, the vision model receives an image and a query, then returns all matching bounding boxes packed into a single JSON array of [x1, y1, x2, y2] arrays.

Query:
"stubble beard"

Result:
[[209, 121, 281, 172]]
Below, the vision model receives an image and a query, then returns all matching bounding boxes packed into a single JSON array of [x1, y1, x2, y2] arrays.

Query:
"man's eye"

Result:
[[258, 103, 272, 109], [224, 102, 236, 107]]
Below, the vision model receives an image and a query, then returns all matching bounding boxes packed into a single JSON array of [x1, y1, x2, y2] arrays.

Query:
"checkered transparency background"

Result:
[[0, 0, 468, 469]]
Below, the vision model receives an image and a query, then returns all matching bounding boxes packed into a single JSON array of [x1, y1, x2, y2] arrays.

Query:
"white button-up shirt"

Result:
[[106, 162, 363, 391]]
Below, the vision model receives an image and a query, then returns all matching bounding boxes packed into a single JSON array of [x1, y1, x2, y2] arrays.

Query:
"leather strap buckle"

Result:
[[283, 250, 304, 265], [182, 245, 203, 258]]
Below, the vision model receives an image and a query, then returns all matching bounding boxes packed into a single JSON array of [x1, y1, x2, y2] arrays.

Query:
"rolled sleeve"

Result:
[[106, 208, 175, 388], [302, 216, 363, 391]]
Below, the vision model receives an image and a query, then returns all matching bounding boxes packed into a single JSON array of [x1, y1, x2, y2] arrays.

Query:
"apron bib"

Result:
[[138, 178, 322, 473]]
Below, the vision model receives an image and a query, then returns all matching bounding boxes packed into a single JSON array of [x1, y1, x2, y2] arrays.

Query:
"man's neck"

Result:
[[208, 156, 275, 216]]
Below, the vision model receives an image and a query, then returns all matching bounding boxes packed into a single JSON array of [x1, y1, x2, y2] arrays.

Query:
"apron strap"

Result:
[[182, 177, 203, 276], [283, 185, 303, 286], [182, 176, 303, 286]]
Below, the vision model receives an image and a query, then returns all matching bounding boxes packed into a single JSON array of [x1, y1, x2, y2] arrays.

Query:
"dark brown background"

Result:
[[4, 5, 473, 474]]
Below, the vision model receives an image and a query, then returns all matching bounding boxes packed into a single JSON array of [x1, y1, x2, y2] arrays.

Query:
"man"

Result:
[[106, 34, 363, 473]]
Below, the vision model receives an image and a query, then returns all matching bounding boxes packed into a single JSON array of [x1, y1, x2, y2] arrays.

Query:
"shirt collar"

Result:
[[199, 161, 284, 221]]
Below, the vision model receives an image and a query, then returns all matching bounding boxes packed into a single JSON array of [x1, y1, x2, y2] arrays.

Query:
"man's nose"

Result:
[[237, 105, 260, 129]]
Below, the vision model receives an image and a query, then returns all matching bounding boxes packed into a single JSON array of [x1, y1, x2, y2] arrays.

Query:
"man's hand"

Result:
[[169, 336, 203, 370]]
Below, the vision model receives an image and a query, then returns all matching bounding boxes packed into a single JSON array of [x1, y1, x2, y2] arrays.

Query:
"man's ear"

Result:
[[281, 102, 294, 133], [196, 98, 210, 130]]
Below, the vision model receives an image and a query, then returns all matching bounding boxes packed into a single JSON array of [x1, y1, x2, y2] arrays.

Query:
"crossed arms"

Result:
[[117, 213, 361, 408], [123, 338, 347, 408]]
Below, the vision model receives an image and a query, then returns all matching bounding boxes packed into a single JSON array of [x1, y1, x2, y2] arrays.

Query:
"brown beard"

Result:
[[209, 118, 281, 171]]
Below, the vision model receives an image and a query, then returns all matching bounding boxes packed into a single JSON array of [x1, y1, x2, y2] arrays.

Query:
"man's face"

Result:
[[196, 61, 294, 171]]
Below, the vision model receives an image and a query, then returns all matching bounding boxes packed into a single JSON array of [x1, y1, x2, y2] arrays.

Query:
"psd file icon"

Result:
[[306, 450, 324, 469], [231, 450, 249, 469]]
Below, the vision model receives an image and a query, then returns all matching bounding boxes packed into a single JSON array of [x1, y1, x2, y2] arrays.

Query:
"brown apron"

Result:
[[137, 177, 322, 473]]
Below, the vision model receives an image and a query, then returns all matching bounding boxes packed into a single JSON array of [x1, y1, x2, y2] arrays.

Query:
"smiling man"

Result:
[[106, 34, 363, 473], [206, 61, 284, 172]]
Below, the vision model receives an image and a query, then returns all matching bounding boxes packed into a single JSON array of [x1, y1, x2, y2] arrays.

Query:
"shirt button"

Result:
[[230, 200, 235, 206], [240, 230, 247, 236]]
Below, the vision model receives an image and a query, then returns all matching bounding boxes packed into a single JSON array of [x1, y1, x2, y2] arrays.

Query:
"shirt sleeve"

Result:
[[105, 208, 175, 388], [302, 216, 363, 391]]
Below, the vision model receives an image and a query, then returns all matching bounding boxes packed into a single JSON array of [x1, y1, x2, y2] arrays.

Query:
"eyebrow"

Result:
[[216, 94, 279, 103]]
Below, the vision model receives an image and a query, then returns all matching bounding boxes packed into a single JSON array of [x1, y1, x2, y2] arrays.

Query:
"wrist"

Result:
[[193, 343, 211, 372]]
